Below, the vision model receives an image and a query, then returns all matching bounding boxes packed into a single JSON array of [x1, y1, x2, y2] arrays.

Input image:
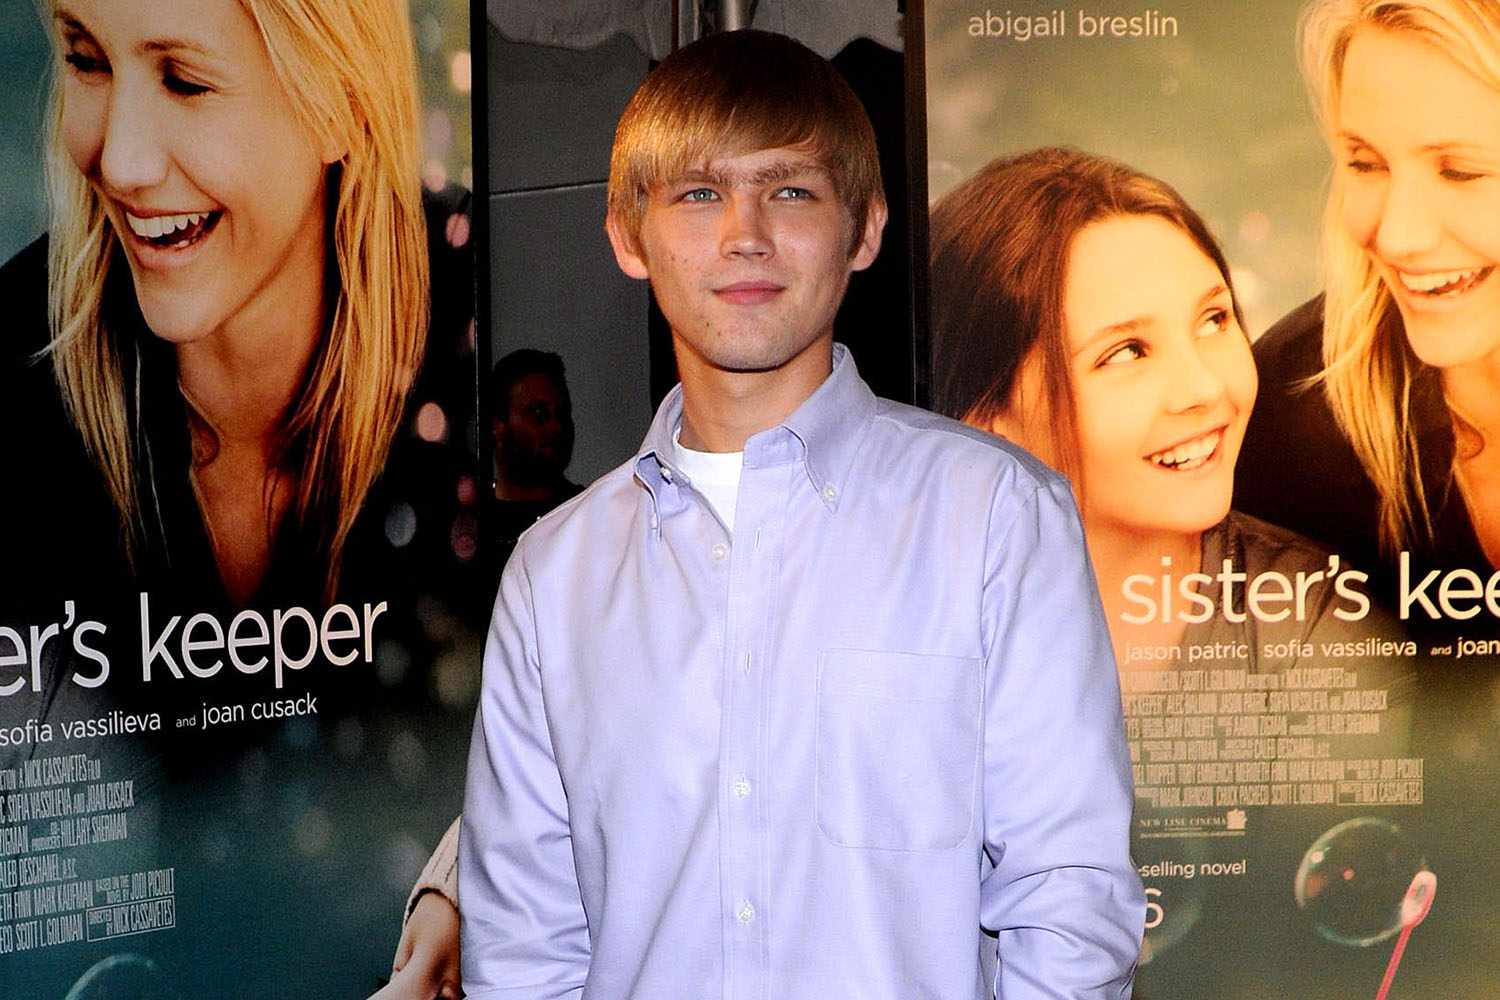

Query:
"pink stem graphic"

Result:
[[1373, 870, 1436, 1000]]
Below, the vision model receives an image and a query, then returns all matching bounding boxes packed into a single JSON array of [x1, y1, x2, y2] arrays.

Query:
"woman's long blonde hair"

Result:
[[44, 0, 428, 599], [1302, 0, 1500, 554]]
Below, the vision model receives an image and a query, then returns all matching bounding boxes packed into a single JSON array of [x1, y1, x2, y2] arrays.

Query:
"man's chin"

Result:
[[686, 332, 835, 377]]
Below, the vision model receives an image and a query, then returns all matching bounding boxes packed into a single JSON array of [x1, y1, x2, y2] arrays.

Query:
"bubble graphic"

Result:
[[65, 954, 178, 1000], [1294, 817, 1427, 947], [1136, 835, 1210, 964]]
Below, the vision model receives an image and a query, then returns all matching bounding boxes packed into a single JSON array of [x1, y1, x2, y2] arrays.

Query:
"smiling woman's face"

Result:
[[55, 0, 332, 346], [1057, 214, 1256, 543], [1337, 27, 1500, 371]]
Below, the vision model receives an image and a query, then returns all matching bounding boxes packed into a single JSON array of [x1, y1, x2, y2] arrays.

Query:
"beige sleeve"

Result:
[[404, 815, 460, 921]]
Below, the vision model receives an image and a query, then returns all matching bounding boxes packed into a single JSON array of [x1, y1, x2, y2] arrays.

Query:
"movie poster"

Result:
[[922, 1, 1499, 996], [0, 1, 480, 996]]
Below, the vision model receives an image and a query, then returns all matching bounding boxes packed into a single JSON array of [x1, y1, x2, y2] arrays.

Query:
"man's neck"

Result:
[[675, 336, 835, 453]]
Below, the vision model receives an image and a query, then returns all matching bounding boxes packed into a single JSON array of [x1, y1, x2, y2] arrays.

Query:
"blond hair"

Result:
[[1302, 0, 1500, 553], [45, 0, 428, 599], [606, 29, 883, 256]]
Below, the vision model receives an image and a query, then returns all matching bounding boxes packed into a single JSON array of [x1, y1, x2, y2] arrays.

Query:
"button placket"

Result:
[[719, 460, 789, 1000]]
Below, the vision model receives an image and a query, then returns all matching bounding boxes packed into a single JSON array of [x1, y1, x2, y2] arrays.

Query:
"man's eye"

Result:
[[682, 188, 718, 203], [776, 187, 814, 200]]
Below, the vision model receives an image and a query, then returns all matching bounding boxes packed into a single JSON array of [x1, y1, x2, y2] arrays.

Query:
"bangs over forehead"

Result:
[[1303, 0, 1500, 128], [607, 30, 882, 252]]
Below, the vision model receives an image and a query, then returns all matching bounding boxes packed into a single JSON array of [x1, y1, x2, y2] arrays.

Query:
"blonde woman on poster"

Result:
[[0, 0, 478, 995], [1232, 2, 1500, 992], [0, 0, 473, 766], [6, 0, 427, 610], [1240, 0, 1500, 598]]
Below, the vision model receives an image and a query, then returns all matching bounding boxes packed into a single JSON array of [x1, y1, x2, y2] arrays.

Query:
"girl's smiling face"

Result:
[[1336, 27, 1500, 371], [1054, 213, 1256, 543], [55, 0, 334, 346]]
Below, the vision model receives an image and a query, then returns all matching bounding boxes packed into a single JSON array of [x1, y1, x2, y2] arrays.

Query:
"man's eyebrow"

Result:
[[677, 167, 732, 187], [674, 160, 828, 188], [743, 160, 827, 186]]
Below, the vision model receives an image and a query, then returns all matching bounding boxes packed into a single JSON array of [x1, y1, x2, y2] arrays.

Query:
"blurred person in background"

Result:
[[488, 348, 582, 571]]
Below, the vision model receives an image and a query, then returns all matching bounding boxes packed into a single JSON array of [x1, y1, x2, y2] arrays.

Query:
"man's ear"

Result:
[[606, 213, 650, 280], [848, 197, 888, 272]]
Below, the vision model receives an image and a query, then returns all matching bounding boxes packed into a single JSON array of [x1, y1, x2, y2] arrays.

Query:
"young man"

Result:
[[461, 29, 1143, 1000]]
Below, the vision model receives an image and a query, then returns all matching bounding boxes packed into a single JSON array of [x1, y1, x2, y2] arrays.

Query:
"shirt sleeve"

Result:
[[404, 816, 460, 922], [978, 474, 1145, 999], [459, 549, 590, 999]]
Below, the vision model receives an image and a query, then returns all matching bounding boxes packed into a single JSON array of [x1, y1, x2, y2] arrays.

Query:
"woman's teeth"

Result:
[[124, 210, 216, 246], [1397, 266, 1491, 296], [1149, 430, 1221, 471]]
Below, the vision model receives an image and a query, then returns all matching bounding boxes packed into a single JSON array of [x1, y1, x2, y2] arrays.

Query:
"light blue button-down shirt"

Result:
[[460, 346, 1144, 999]]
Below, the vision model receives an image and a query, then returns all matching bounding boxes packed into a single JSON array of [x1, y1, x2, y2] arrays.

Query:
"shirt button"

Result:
[[822, 484, 838, 501], [711, 542, 728, 561], [733, 778, 752, 799], [736, 901, 756, 924]]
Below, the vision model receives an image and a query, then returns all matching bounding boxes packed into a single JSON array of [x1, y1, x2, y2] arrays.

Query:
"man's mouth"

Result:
[[1147, 428, 1223, 471], [123, 210, 222, 250], [1396, 266, 1493, 298], [714, 280, 784, 305]]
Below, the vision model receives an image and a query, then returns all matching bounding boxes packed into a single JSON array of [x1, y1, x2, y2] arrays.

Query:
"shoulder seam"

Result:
[[867, 406, 1060, 494]]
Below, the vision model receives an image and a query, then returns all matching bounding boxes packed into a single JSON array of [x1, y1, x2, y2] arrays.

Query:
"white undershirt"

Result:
[[671, 427, 744, 532]]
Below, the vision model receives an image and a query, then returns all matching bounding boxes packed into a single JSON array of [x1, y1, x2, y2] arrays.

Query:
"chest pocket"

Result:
[[816, 648, 982, 851]]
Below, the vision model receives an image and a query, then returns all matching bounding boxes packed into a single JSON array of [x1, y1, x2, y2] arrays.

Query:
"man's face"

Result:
[[495, 372, 574, 485], [609, 146, 884, 375]]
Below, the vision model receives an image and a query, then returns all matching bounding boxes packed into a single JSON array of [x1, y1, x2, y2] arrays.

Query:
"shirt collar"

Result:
[[633, 344, 877, 523]]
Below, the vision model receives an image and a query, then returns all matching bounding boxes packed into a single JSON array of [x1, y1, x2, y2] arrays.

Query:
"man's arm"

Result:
[[978, 475, 1144, 999], [459, 552, 590, 999]]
